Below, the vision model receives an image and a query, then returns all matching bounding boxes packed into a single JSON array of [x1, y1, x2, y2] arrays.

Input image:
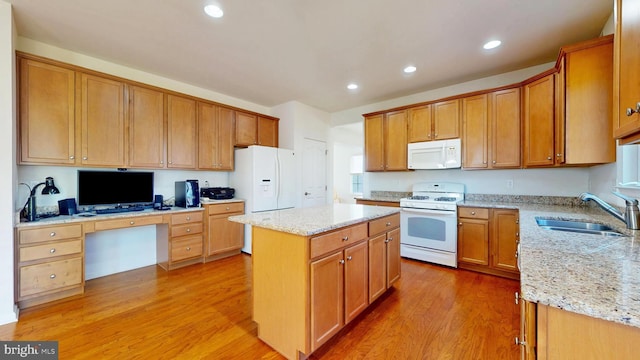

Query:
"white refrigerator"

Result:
[[230, 145, 296, 254]]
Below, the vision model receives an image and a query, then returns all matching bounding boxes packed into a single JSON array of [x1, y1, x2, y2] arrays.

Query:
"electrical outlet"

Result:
[[506, 180, 514, 189]]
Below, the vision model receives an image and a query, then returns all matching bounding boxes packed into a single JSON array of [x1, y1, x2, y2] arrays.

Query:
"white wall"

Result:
[[0, 0, 18, 325], [271, 101, 331, 207], [331, 124, 364, 203]]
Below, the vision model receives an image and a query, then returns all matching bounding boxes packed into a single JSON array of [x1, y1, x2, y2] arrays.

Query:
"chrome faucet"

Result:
[[579, 192, 640, 230]]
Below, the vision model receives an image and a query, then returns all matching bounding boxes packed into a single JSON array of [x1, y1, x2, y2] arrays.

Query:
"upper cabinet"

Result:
[[127, 85, 165, 168], [407, 105, 431, 142], [235, 111, 279, 147], [19, 58, 76, 165], [614, 0, 640, 143], [462, 94, 489, 168], [522, 73, 557, 167], [432, 99, 460, 140], [16, 53, 279, 170], [198, 103, 235, 170], [79, 73, 126, 167], [166, 94, 197, 169], [364, 111, 408, 172]]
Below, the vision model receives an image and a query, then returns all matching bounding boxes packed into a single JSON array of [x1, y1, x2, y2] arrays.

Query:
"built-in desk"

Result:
[[14, 199, 243, 309]]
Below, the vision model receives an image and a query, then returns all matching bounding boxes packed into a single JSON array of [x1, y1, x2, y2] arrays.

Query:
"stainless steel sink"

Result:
[[535, 217, 625, 237]]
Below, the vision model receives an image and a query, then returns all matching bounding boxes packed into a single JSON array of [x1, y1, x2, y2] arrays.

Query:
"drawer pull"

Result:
[[50, 248, 56, 253], [130, 221, 135, 225], [50, 232, 56, 237], [385, 222, 391, 226], [226, 207, 230, 210], [186, 247, 191, 251], [50, 274, 56, 279], [186, 216, 191, 221], [342, 236, 349, 241], [471, 211, 476, 215], [346, 256, 352, 261], [186, 228, 191, 233]]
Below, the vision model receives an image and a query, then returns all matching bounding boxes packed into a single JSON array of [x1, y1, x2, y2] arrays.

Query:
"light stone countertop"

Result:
[[463, 200, 640, 328], [228, 203, 400, 236]]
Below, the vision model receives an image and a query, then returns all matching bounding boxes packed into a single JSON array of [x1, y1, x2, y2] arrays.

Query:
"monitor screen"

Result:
[[77, 170, 154, 206]]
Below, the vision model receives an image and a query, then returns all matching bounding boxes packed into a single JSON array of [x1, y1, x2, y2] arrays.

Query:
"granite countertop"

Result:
[[228, 203, 400, 236], [463, 199, 640, 328]]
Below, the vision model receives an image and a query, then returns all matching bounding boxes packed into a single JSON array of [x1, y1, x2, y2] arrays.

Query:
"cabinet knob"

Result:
[[186, 216, 191, 221], [626, 103, 640, 116], [434, 133, 438, 138], [547, 156, 552, 160], [427, 134, 431, 138], [515, 337, 526, 346], [556, 153, 562, 157], [160, 161, 164, 164], [342, 236, 349, 241], [226, 207, 230, 210], [386, 222, 391, 226], [186, 247, 191, 251], [168, 161, 173, 164], [471, 211, 476, 215], [458, 222, 462, 226], [50, 274, 56, 279], [483, 161, 487, 164], [50, 248, 56, 253], [69, 156, 75, 160], [515, 291, 519, 305], [346, 256, 352, 261], [83, 156, 88, 160], [339, 259, 345, 264], [515, 250, 519, 259], [186, 228, 191, 233], [130, 221, 135, 225], [492, 160, 496, 164], [385, 239, 390, 243], [49, 232, 56, 237], [388, 237, 393, 242]]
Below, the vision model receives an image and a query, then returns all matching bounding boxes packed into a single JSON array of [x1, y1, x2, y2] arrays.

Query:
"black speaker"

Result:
[[58, 198, 77, 215], [154, 194, 163, 209]]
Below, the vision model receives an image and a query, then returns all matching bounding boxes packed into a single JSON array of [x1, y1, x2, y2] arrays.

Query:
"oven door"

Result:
[[400, 207, 457, 252]]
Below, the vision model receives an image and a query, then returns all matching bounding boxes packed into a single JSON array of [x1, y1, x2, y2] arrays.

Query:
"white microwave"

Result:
[[407, 139, 461, 170]]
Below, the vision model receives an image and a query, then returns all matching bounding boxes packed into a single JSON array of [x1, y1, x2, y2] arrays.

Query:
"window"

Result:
[[619, 144, 640, 187], [350, 155, 363, 195]]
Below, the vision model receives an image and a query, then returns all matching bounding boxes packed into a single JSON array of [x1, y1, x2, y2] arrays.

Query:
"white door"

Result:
[[302, 138, 327, 207], [276, 148, 296, 209]]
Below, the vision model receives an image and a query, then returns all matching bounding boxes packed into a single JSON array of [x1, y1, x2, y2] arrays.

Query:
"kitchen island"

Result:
[[229, 204, 401, 360]]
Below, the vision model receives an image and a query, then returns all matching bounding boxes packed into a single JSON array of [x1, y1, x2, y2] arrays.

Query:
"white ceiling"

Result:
[[7, 0, 612, 113]]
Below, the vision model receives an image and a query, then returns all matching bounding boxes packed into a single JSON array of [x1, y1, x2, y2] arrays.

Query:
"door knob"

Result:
[[305, 192, 310, 196]]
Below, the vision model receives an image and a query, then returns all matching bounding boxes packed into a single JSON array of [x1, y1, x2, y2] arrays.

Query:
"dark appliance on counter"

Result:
[[200, 187, 235, 200], [175, 180, 199, 207], [58, 198, 77, 215]]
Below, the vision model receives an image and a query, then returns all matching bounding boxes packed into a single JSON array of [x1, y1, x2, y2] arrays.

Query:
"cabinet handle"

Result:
[[492, 160, 496, 164], [160, 161, 163, 164], [434, 133, 438, 138], [515, 291, 519, 305], [83, 156, 87, 160], [471, 211, 476, 215], [339, 259, 345, 264], [342, 236, 349, 241], [547, 156, 552, 160], [226, 207, 230, 210], [386, 222, 391, 226], [556, 153, 562, 157], [186, 216, 191, 221], [515, 250, 519, 259], [515, 337, 526, 346], [130, 221, 135, 225], [626, 103, 640, 116], [483, 161, 487, 164], [516, 232, 519, 237], [50, 274, 56, 279], [346, 256, 352, 261], [458, 222, 462, 226], [388, 237, 393, 242], [186, 228, 191, 233], [50, 248, 56, 253], [186, 247, 191, 251], [69, 156, 74, 160], [49, 232, 56, 237], [385, 239, 390, 243]]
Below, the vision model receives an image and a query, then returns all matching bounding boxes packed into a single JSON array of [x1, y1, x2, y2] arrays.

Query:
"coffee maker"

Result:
[[175, 180, 200, 207]]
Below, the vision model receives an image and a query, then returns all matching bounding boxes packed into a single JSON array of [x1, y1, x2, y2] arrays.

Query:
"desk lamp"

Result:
[[23, 177, 60, 221]]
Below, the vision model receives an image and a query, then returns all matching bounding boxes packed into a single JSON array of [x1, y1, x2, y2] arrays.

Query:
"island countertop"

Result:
[[228, 203, 400, 236]]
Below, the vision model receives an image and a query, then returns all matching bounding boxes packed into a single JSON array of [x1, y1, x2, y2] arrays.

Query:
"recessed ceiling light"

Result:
[[347, 83, 358, 90], [404, 66, 417, 74], [204, 5, 224, 18], [483, 40, 501, 50]]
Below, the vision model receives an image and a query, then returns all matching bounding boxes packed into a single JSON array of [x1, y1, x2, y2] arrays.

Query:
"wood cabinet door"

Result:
[[368, 233, 387, 303], [217, 107, 235, 170], [407, 105, 432, 142], [197, 102, 217, 170], [257, 116, 278, 147], [19, 58, 76, 165], [207, 213, 244, 255], [490, 88, 521, 168], [384, 110, 408, 171], [364, 114, 385, 171], [432, 99, 460, 140], [80, 73, 126, 167], [386, 227, 401, 287], [462, 94, 489, 169], [457, 218, 489, 265], [614, 0, 640, 138], [310, 251, 344, 351], [344, 241, 368, 324], [128, 85, 165, 168], [523, 74, 556, 167], [167, 94, 197, 169], [565, 39, 615, 164], [491, 209, 519, 273], [235, 111, 257, 147]]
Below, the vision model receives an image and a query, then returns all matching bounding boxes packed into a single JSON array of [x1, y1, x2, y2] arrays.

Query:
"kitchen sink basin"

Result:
[[535, 217, 625, 237]]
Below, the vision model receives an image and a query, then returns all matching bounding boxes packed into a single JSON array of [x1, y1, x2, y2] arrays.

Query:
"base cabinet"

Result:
[[204, 201, 245, 260], [458, 207, 519, 279], [252, 213, 401, 360], [157, 211, 204, 270]]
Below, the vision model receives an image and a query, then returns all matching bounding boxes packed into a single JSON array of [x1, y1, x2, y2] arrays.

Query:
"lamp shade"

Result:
[[41, 177, 60, 195]]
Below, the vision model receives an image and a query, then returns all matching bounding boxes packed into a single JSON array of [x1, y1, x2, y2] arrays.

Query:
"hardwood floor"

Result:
[[0, 255, 520, 359]]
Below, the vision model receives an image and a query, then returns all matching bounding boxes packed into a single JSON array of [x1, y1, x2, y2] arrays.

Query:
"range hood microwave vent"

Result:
[[407, 139, 461, 170]]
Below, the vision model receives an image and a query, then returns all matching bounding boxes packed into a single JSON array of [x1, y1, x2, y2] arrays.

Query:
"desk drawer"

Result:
[[310, 223, 368, 259], [20, 257, 83, 297], [94, 215, 164, 231], [20, 239, 82, 263], [172, 223, 203, 237], [369, 213, 400, 236], [171, 211, 203, 225], [171, 235, 203, 261], [207, 202, 244, 215], [19, 224, 83, 245]]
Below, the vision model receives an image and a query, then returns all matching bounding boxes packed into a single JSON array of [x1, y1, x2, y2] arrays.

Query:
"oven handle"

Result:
[[401, 207, 456, 216]]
